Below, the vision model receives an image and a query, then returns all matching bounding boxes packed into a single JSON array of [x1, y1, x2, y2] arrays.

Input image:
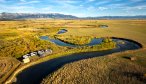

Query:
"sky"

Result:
[[0, 0, 146, 17]]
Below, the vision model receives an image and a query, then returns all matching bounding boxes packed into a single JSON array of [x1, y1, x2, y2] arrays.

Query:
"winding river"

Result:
[[15, 37, 142, 84], [40, 36, 103, 47]]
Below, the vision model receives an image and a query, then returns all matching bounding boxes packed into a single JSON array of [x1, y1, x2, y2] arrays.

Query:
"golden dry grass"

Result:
[[42, 49, 146, 84], [0, 57, 20, 83], [0, 19, 146, 83], [62, 20, 146, 47], [39, 20, 146, 84]]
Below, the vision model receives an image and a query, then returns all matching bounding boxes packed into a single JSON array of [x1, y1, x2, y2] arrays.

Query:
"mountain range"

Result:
[[0, 12, 146, 20], [0, 12, 78, 20]]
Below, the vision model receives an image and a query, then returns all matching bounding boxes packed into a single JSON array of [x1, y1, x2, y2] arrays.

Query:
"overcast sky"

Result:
[[0, 0, 146, 17]]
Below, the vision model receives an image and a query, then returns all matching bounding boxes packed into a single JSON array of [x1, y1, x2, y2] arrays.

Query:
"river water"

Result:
[[15, 37, 142, 84], [40, 36, 103, 47]]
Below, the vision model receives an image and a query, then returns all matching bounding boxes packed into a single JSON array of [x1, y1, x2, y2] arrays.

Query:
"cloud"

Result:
[[123, 5, 146, 10], [0, 2, 48, 13], [41, 6, 52, 11], [0, 4, 35, 12], [20, 0, 26, 2], [0, 0, 5, 2], [53, 0, 80, 4], [19, 0, 40, 4], [50, 0, 83, 10], [129, 0, 143, 2], [88, 0, 95, 2], [95, 0, 146, 11], [95, 0, 111, 6], [0, 0, 146, 16], [87, 6, 95, 10], [80, 4, 83, 6], [98, 7, 108, 11]]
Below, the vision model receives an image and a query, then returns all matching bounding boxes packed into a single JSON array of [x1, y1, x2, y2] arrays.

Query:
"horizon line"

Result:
[[1, 12, 146, 18]]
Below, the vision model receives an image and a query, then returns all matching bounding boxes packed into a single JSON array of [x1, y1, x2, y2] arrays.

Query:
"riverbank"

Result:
[[42, 48, 146, 84], [5, 43, 116, 84], [6, 38, 142, 84]]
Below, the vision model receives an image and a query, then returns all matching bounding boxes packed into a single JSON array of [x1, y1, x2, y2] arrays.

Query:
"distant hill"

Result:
[[0, 12, 78, 20], [83, 15, 146, 19], [0, 12, 146, 20]]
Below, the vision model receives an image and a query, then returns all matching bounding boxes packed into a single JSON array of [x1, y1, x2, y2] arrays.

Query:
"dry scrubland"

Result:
[[0, 19, 146, 83]]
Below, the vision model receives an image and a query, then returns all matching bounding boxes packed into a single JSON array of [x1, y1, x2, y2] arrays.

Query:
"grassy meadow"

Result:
[[42, 49, 146, 84], [62, 20, 146, 47], [0, 19, 146, 83]]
